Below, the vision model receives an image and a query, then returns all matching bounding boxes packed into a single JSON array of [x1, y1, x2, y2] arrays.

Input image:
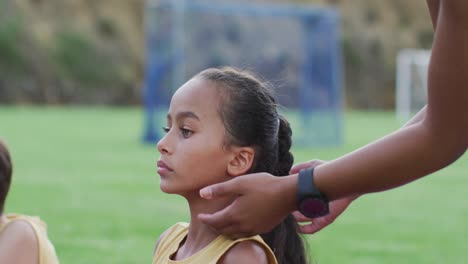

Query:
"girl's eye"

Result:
[[162, 127, 170, 133], [180, 128, 193, 138]]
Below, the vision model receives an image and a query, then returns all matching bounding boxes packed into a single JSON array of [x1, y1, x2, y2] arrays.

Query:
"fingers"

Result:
[[290, 162, 311, 174], [292, 211, 326, 234], [199, 210, 254, 239], [216, 226, 253, 240], [198, 209, 234, 232], [298, 220, 326, 234], [290, 159, 326, 174], [297, 215, 335, 234], [292, 211, 313, 222], [199, 173, 285, 239], [297, 197, 356, 234], [198, 200, 257, 239], [200, 178, 240, 199], [292, 211, 325, 234]]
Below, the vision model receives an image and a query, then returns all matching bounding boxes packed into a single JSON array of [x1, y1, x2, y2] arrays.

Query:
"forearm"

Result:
[[314, 0, 468, 200], [315, 121, 466, 200], [425, 0, 468, 151], [401, 2, 438, 129]]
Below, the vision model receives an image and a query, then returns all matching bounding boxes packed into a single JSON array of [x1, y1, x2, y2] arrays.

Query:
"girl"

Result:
[[0, 140, 60, 264], [153, 67, 308, 264]]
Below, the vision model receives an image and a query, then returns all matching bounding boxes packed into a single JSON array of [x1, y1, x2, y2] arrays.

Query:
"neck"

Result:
[[176, 191, 234, 259]]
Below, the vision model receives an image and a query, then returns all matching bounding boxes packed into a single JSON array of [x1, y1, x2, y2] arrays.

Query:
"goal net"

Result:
[[143, 0, 344, 146]]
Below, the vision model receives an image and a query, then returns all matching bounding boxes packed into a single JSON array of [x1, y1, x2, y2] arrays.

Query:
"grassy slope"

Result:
[[0, 107, 466, 263]]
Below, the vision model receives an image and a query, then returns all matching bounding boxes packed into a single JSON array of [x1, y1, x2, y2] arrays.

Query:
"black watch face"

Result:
[[300, 197, 328, 218]]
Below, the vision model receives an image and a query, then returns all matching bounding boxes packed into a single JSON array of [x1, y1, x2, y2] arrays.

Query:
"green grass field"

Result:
[[0, 107, 466, 264]]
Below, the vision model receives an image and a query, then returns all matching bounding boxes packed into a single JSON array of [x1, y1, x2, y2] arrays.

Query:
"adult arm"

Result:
[[293, 106, 427, 234], [292, 0, 438, 234], [199, 0, 467, 238], [403, 105, 426, 127], [314, 0, 467, 201]]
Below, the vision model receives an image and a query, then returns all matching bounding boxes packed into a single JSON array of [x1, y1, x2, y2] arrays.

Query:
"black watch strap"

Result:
[[297, 168, 322, 198], [297, 167, 329, 216]]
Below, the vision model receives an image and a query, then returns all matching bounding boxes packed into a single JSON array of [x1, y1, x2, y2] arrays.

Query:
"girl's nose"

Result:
[[157, 134, 171, 154]]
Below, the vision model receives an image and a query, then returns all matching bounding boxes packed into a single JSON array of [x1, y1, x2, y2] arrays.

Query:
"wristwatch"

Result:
[[297, 168, 329, 218]]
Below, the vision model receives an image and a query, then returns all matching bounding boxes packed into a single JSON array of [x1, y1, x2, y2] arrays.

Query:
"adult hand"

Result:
[[198, 172, 297, 239], [290, 159, 327, 175], [290, 159, 358, 234]]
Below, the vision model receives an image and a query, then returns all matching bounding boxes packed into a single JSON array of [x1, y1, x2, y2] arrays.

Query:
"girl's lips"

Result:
[[157, 160, 173, 172]]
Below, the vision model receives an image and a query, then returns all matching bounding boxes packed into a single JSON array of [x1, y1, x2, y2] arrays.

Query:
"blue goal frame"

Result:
[[143, 0, 344, 146]]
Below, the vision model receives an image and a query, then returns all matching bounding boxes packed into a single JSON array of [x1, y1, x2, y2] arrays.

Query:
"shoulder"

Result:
[[218, 240, 269, 264], [153, 229, 169, 254], [0, 220, 39, 262], [0, 219, 38, 244], [154, 222, 188, 254]]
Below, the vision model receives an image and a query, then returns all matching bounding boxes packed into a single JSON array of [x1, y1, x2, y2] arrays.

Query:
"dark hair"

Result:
[[197, 67, 308, 264], [0, 140, 12, 214]]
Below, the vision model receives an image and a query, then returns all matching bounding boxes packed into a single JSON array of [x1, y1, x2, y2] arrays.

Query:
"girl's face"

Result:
[[157, 77, 233, 195]]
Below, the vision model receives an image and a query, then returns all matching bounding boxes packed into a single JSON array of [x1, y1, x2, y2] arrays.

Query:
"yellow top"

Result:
[[153, 222, 278, 264], [0, 213, 59, 264]]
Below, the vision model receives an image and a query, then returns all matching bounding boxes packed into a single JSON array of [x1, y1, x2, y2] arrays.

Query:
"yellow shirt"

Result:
[[153, 222, 278, 264], [0, 214, 59, 264]]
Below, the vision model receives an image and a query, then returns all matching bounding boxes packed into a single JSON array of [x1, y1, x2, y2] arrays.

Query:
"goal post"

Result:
[[396, 49, 431, 122], [143, 0, 344, 147]]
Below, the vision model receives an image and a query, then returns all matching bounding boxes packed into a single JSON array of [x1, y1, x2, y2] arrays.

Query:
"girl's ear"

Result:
[[227, 147, 255, 177]]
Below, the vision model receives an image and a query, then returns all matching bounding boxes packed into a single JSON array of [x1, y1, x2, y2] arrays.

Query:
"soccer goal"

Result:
[[396, 49, 431, 122], [143, 0, 344, 147]]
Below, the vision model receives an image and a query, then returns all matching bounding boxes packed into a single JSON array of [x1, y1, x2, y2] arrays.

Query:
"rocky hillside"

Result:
[[0, 0, 433, 108], [312, 0, 433, 108], [0, 0, 144, 104]]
